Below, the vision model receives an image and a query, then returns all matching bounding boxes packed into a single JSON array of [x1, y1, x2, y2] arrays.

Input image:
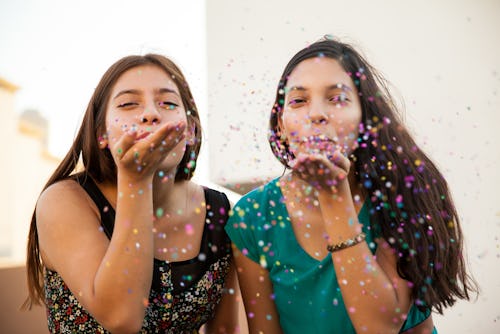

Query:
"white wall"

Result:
[[206, 0, 500, 332]]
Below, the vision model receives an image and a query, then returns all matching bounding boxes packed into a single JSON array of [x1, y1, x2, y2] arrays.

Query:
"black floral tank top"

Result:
[[44, 175, 233, 333]]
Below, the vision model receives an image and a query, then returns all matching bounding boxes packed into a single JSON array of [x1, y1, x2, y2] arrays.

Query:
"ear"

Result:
[[98, 134, 108, 149]]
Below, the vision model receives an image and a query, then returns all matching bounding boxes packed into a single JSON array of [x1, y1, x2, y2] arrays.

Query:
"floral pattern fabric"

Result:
[[45, 253, 231, 333], [44, 177, 232, 333]]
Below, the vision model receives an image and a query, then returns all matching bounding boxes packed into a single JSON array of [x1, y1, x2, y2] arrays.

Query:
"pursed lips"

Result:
[[135, 131, 151, 141]]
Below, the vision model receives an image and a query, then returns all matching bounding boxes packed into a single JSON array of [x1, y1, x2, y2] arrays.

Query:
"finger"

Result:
[[134, 121, 186, 154], [112, 128, 138, 159], [299, 154, 331, 174], [293, 154, 318, 176], [306, 160, 318, 177], [329, 150, 351, 173], [158, 123, 186, 152], [291, 154, 309, 174], [155, 121, 186, 150]]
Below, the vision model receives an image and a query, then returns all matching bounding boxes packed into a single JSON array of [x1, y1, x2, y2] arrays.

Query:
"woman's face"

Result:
[[280, 57, 362, 158], [104, 64, 188, 171]]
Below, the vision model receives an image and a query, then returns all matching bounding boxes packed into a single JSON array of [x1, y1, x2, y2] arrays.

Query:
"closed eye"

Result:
[[159, 101, 179, 110], [117, 102, 139, 108]]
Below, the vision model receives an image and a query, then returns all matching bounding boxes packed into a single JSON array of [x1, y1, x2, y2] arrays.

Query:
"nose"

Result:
[[308, 101, 328, 124], [140, 106, 161, 124]]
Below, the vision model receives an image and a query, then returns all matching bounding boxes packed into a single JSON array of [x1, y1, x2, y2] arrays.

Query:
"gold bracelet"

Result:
[[326, 232, 366, 252]]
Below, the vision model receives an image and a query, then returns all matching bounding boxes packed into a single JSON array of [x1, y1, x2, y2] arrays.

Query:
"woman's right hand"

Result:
[[110, 121, 186, 181], [289, 149, 351, 194]]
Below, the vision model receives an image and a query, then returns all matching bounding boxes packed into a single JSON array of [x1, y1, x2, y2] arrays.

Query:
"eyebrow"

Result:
[[158, 88, 179, 96], [285, 83, 353, 93], [113, 88, 180, 100]]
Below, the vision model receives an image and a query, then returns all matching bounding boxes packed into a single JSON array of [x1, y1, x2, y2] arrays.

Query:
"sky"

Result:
[[0, 0, 206, 159]]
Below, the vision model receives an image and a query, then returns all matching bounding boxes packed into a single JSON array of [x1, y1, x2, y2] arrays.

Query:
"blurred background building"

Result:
[[0, 76, 56, 333], [0, 78, 60, 261]]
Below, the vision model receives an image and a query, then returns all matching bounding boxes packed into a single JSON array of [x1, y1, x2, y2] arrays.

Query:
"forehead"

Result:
[[112, 64, 179, 94], [286, 57, 353, 90]]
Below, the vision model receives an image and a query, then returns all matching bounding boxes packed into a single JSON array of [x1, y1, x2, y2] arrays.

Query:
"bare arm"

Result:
[[293, 152, 412, 333], [37, 122, 184, 333], [328, 216, 412, 333], [37, 176, 154, 333], [231, 246, 283, 334], [203, 260, 243, 334]]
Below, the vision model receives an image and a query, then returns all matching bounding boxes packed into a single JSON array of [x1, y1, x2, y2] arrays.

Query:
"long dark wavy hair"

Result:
[[268, 37, 477, 314], [23, 54, 202, 309]]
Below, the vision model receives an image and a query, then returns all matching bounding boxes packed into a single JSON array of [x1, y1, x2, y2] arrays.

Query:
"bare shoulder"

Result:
[[38, 178, 87, 203], [185, 180, 205, 203], [36, 178, 104, 269], [36, 179, 99, 223]]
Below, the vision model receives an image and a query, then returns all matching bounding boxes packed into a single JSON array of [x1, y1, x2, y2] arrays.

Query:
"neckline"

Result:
[[151, 186, 211, 265], [272, 177, 367, 264]]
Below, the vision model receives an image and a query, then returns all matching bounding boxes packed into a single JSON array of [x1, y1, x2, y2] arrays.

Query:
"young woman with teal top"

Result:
[[225, 37, 477, 333]]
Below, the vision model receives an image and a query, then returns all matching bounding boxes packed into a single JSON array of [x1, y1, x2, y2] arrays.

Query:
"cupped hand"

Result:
[[290, 149, 351, 193], [110, 121, 186, 181]]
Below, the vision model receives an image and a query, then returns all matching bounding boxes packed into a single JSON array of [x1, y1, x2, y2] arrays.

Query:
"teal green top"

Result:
[[226, 178, 436, 333]]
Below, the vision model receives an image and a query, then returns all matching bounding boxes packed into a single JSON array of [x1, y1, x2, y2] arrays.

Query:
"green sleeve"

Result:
[[225, 192, 262, 264], [400, 305, 436, 333]]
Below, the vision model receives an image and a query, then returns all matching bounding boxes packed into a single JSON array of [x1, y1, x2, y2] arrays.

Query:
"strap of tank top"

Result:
[[203, 188, 231, 257], [75, 174, 115, 239]]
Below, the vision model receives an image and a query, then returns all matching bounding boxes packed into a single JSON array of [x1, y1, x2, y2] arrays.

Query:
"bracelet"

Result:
[[326, 232, 366, 252]]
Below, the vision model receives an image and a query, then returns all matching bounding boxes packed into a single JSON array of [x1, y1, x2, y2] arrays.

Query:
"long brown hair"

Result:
[[24, 54, 202, 309], [268, 37, 478, 314]]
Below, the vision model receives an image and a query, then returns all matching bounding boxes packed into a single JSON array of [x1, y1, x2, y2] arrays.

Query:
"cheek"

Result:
[[334, 116, 360, 148], [335, 119, 359, 134], [335, 109, 361, 131], [104, 116, 134, 144], [281, 113, 303, 137], [166, 110, 188, 123]]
